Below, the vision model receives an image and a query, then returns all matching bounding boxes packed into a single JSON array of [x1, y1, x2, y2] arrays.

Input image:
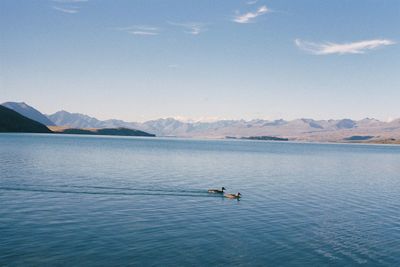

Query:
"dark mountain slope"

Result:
[[2, 102, 55, 126], [0, 105, 52, 133]]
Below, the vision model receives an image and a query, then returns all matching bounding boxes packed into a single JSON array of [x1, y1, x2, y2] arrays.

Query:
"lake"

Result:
[[1, 133, 400, 266]]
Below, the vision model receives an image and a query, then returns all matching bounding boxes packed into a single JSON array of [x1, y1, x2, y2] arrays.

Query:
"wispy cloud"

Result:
[[233, 5, 269, 23], [52, 0, 88, 2], [246, 0, 258, 5], [130, 31, 158, 36], [115, 25, 160, 36], [51, 0, 87, 14], [168, 22, 207, 35], [52, 6, 80, 14], [295, 39, 396, 55]]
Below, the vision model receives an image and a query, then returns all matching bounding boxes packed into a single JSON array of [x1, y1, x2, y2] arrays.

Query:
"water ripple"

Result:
[[1, 134, 400, 266]]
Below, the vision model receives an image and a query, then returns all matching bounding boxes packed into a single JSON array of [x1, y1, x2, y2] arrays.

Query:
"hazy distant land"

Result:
[[49, 126, 155, 137], [227, 136, 289, 141], [1, 102, 400, 144]]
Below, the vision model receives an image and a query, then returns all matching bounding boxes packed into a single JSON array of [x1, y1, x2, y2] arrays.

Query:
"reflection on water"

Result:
[[0, 185, 221, 198], [1, 134, 400, 266]]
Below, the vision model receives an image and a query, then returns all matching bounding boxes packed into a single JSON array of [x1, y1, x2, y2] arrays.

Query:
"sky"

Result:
[[1, 0, 399, 122]]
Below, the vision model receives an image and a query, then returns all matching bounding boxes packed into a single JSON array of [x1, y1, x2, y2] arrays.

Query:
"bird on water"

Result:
[[224, 192, 241, 199], [208, 187, 226, 194]]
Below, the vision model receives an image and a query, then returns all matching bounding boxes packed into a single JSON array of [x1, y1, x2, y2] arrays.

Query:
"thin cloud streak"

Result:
[[52, 6, 79, 14], [233, 5, 269, 23], [52, 0, 88, 2], [168, 21, 207, 35], [295, 39, 396, 55], [115, 25, 160, 36], [130, 31, 158, 36], [246, 0, 258, 5], [51, 0, 88, 14]]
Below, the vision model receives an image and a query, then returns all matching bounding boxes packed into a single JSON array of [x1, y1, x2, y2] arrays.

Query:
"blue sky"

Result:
[[1, 0, 399, 122]]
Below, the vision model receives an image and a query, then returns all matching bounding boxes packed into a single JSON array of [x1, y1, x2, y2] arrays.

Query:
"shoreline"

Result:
[[1, 132, 399, 146]]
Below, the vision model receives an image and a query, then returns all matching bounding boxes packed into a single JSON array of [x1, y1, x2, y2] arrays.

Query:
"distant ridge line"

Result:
[[2, 101, 400, 142]]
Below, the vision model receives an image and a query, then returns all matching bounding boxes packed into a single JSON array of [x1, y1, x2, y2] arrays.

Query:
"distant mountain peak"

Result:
[[262, 119, 287, 127], [300, 119, 324, 129], [336, 119, 356, 129]]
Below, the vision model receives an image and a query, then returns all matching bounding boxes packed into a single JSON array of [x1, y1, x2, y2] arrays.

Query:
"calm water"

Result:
[[1, 134, 400, 266]]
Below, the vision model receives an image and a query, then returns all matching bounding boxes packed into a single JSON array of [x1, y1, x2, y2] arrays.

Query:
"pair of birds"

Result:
[[208, 187, 241, 199]]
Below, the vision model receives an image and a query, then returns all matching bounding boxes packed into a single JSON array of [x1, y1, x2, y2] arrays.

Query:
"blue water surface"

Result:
[[1, 133, 400, 266]]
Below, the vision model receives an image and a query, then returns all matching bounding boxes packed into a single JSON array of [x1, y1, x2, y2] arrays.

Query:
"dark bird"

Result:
[[208, 187, 226, 194]]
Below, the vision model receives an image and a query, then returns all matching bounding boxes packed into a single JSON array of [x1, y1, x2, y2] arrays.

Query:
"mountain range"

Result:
[[45, 108, 400, 142], [2, 102, 400, 142]]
